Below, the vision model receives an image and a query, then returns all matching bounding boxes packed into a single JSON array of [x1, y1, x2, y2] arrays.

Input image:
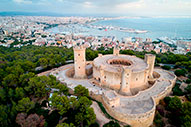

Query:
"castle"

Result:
[[51, 46, 176, 127], [74, 46, 156, 96]]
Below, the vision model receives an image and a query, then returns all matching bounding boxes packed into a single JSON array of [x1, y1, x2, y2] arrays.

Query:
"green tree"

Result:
[[86, 49, 98, 61], [25, 76, 53, 98], [56, 123, 75, 127], [54, 83, 69, 95], [175, 69, 187, 77], [172, 83, 184, 96], [186, 79, 191, 84], [0, 68, 6, 81], [154, 113, 165, 127], [167, 96, 182, 126], [74, 97, 95, 127], [184, 85, 191, 101], [74, 85, 89, 97], [84, 107, 96, 126], [181, 102, 191, 117], [19, 72, 35, 87], [39, 58, 48, 68], [0, 105, 9, 126], [6, 65, 24, 77], [103, 121, 120, 127], [181, 115, 191, 127], [185, 85, 191, 94], [0, 89, 6, 102], [120, 50, 135, 55], [49, 93, 70, 115], [21, 60, 36, 72], [69, 97, 80, 110], [168, 96, 182, 111], [16, 97, 35, 113], [78, 96, 92, 111], [15, 87, 25, 100], [2, 74, 18, 88], [161, 65, 171, 70], [74, 107, 96, 127]]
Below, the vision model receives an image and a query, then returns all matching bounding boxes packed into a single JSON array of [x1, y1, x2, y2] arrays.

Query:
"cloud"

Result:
[[37, 0, 50, 5], [56, 0, 64, 2], [115, 0, 145, 9], [13, 0, 32, 4], [3, 0, 191, 16], [83, 1, 94, 8]]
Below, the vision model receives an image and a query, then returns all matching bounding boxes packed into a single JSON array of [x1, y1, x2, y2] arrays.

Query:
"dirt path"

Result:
[[91, 101, 110, 127]]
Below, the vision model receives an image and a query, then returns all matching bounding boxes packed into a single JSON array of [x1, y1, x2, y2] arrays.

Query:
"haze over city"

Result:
[[1, 0, 191, 16]]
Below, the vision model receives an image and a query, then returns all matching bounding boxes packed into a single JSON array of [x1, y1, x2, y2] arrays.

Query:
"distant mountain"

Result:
[[0, 11, 125, 17], [0, 11, 72, 16]]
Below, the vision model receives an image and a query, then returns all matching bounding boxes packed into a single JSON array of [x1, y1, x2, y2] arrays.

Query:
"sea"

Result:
[[46, 18, 191, 41]]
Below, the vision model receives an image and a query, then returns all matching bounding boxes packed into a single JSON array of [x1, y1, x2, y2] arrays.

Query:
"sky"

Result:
[[0, 0, 191, 16]]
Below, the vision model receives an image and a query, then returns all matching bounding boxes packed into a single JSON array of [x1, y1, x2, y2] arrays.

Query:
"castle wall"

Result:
[[93, 65, 149, 95], [103, 91, 120, 107], [102, 96, 155, 127], [131, 71, 146, 88], [93, 65, 121, 90], [130, 71, 149, 94], [153, 77, 176, 105], [103, 71, 121, 90]]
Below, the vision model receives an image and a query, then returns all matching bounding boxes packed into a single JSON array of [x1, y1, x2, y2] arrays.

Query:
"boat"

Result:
[[157, 37, 176, 46], [135, 30, 148, 34]]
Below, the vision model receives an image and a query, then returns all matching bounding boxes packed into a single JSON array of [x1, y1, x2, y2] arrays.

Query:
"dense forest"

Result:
[[0, 45, 191, 127], [0, 46, 97, 127]]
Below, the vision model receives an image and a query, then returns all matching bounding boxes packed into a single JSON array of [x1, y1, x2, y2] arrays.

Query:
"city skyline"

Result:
[[1, 0, 191, 17]]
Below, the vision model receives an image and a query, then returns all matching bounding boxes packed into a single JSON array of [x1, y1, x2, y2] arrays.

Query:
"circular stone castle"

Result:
[[50, 46, 176, 127]]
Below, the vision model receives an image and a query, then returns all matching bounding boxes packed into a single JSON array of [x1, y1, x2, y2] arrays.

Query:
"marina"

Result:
[[46, 18, 191, 42]]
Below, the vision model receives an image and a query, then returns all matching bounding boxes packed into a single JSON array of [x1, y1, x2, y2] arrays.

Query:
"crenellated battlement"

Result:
[[73, 45, 86, 51]]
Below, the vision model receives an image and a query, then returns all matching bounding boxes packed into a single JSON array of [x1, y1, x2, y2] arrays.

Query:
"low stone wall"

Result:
[[65, 67, 74, 78], [90, 92, 103, 103], [102, 97, 155, 127], [153, 77, 176, 104]]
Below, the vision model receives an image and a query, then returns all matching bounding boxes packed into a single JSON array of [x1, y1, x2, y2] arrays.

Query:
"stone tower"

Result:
[[145, 54, 156, 79], [113, 46, 120, 56], [73, 45, 86, 79], [120, 66, 132, 96]]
